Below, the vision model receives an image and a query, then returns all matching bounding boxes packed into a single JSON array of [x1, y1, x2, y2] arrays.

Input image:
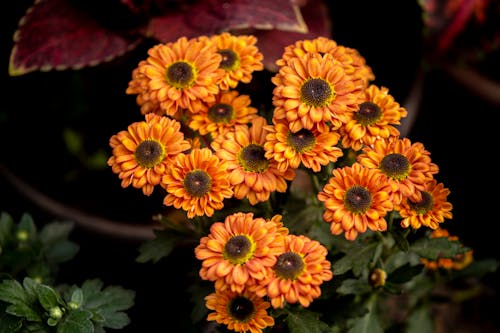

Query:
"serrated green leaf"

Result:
[[0, 211, 14, 246], [36, 284, 64, 311], [332, 243, 378, 276], [347, 301, 383, 333], [57, 309, 93, 333], [136, 230, 178, 263], [407, 305, 433, 333], [0, 279, 41, 322], [287, 309, 332, 333], [0, 304, 23, 333], [336, 278, 371, 296], [410, 238, 469, 260]]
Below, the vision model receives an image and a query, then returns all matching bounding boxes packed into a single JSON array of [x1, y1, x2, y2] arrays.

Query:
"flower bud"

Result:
[[369, 268, 387, 288]]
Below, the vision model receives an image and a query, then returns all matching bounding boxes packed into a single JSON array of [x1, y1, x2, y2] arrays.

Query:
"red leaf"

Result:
[[148, 0, 307, 42], [253, 0, 332, 71], [9, 0, 142, 76]]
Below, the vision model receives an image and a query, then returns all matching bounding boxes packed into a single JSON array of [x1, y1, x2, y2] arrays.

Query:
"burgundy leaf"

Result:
[[9, 0, 142, 76], [148, 0, 307, 42], [254, 0, 332, 71]]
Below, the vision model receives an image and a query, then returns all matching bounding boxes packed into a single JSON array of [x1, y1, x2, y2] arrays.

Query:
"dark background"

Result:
[[1, 1, 499, 332]]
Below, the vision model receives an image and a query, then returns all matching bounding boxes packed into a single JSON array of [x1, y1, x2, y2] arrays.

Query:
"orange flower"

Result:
[[397, 179, 453, 230], [276, 36, 375, 87], [211, 116, 295, 205], [126, 36, 225, 117], [194, 212, 285, 293], [161, 148, 233, 218], [254, 234, 332, 308], [272, 52, 364, 133], [126, 60, 162, 115], [357, 137, 439, 205], [207, 32, 264, 90], [317, 163, 394, 241], [107, 113, 191, 196], [187, 90, 259, 140], [205, 288, 274, 333], [264, 118, 343, 172], [340, 85, 408, 151]]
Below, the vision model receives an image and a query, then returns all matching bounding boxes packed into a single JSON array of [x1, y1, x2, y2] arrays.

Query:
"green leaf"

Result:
[[0, 211, 14, 246], [57, 309, 93, 333], [387, 263, 424, 284], [410, 237, 469, 260], [17, 213, 37, 238], [136, 230, 178, 263], [347, 302, 383, 333], [391, 228, 409, 252], [70, 289, 84, 308], [451, 258, 500, 280], [332, 243, 378, 276], [0, 278, 41, 322], [336, 278, 371, 296], [0, 305, 23, 333], [44, 240, 79, 264], [36, 283, 64, 311], [39, 222, 74, 245], [287, 308, 332, 333], [407, 305, 433, 333]]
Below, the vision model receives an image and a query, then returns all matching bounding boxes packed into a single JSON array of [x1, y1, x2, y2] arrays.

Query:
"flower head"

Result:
[[207, 32, 264, 90], [205, 288, 274, 333], [397, 179, 453, 230], [272, 52, 364, 133], [254, 234, 333, 308], [317, 163, 394, 241], [195, 212, 285, 293], [186, 90, 259, 140], [357, 137, 439, 205], [107, 113, 191, 196], [211, 116, 295, 205], [126, 36, 225, 117], [161, 148, 233, 218], [264, 118, 343, 172], [340, 85, 408, 151]]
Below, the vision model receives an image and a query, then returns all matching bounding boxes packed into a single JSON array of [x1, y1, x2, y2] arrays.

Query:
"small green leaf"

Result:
[[17, 213, 37, 240], [57, 309, 93, 333], [332, 243, 378, 276], [70, 289, 84, 308], [0, 306, 23, 333], [287, 308, 332, 333], [44, 240, 79, 264], [0, 279, 41, 321], [136, 230, 178, 263], [410, 237, 469, 260], [36, 284, 64, 311], [391, 228, 409, 252], [348, 303, 383, 333], [336, 278, 371, 296], [387, 263, 424, 284]]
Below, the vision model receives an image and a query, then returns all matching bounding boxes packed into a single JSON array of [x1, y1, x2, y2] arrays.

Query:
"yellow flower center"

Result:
[[228, 296, 255, 322], [165, 61, 197, 89], [208, 103, 234, 124], [300, 78, 335, 107], [408, 191, 434, 215], [344, 185, 372, 213], [238, 144, 269, 173], [286, 128, 315, 153], [134, 139, 166, 168], [354, 102, 382, 126], [274, 252, 305, 280], [380, 153, 410, 180], [218, 49, 240, 71], [223, 235, 256, 265], [183, 169, 212, 197]]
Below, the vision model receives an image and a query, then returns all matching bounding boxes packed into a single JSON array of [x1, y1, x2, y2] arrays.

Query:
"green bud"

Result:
[[68, 301, 79, 310], [16, 230, 29, 242], [49, 306, 63, 319]]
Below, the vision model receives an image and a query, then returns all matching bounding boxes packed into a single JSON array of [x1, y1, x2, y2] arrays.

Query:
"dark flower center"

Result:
[[134, 139, 165, 168], [224, 235, 255, 264], [183, 170, 212, 197], [354, 102, 382, 125], [165, 61, 196, 89], [300, 78, 334, 107], [344, 185, 372, 213], [208, 103, 234, 124], [380, 153, 410, 180], [218, 49, 240, 71], [274, 252, 304, 280], [239, 144, 269, 173], [229, 296, 255, 321], [287, 129, 315, 153], [408, 191, 434, 214]]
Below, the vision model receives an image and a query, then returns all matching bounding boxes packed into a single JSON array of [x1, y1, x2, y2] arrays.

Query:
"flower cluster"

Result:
[[107, 32, 475, 332]]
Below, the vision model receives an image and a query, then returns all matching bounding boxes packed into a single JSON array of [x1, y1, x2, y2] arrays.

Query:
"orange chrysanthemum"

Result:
[[161, 148, 233, 218], [107, 113, 191, 196], [205, 288, 274, 333], [357, 137, 439, 205], [126, 36, 225, 117], [276, 36, 375, 87], [194, 212, 285, 293], [126, 60, 162, 115], [317, 162, 394, 241], [211, 116, 296, 205], [264, 118, 343, 172], [207, 32, 264, 90], [420, 228, 473, 270], [272, 52, 364, 133], [254, 234, 332, 309], [397, 179, 453, 230], [340, 84, 408, 151], [187, 90, 259, 140]]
